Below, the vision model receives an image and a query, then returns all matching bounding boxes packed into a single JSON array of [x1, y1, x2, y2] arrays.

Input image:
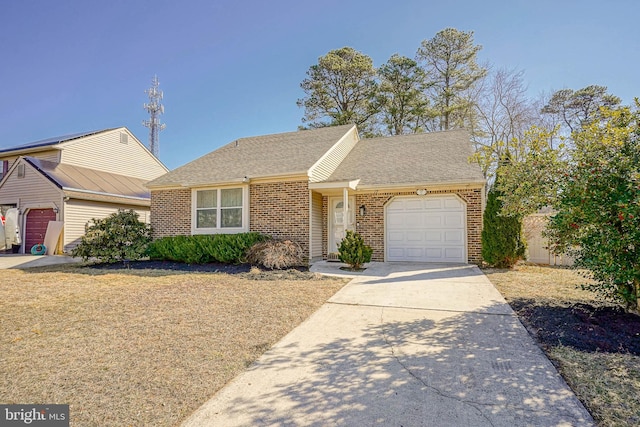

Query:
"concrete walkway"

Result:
[[182, 262, 594, 427], [0, 254, 81, 269]]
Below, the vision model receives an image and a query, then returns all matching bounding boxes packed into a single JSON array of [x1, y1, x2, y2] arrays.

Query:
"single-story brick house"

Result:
[[147, 124, 486, 264]]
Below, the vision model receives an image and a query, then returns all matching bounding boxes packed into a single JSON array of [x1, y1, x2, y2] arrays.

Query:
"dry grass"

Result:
[[484, 263, 597, 304], [0, 265, 347, 426], [484, 264, 640, 426], [549, 346, 640, 427]]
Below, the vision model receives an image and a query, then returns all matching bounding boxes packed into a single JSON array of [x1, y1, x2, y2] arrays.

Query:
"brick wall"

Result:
[[249, 181, 310, 260], [150, 189, 191, 238], [324, 189, 483, 264]]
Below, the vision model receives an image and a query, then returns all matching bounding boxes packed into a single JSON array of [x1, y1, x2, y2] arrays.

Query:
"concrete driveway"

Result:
[[182, 262, 594, 427]]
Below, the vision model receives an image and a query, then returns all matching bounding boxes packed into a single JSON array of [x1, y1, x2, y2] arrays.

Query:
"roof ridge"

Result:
[[235, 124, 355, 142]]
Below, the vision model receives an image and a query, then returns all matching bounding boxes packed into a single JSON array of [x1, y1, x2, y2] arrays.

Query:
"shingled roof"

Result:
[[147, 125, 355, 188], [326, 129, 484, 187]]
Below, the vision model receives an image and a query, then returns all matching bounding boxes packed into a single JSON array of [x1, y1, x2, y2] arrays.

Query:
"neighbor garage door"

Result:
[[25, 208, 56, 253], [386, 195, 466, 263]]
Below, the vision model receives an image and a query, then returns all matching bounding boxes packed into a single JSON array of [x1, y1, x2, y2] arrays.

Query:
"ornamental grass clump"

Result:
[[338, 230, 372, 270], [245, 239, 304, 269]]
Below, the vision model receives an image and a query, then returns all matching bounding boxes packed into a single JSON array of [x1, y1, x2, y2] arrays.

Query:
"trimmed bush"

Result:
[[481, 185, 526, 268], [246, 239, 304, 269], [146, 232, 269, 264], [338, 230, 372, 270], [71, 209, 152, 264]]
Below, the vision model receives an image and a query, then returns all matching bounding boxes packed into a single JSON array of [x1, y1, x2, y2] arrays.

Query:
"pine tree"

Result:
[[481, 184, 526, 268]]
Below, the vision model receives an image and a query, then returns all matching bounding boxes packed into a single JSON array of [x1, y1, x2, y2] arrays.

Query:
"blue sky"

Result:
[[0, 0, 637, 170]]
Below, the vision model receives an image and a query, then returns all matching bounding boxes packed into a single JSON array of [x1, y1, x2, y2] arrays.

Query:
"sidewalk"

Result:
[[0, 254, 81, 269]]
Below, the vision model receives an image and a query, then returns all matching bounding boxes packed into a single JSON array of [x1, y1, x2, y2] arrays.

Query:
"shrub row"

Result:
[[147, 233, 269, 264]]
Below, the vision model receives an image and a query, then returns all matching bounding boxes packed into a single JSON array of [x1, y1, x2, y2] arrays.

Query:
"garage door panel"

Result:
[[424, 199, 443, 209], [444, 213, 464, 227], [423, 215, 442, 227], [406, 232, 424, 242], [387, 231, 406, 242], [425, 231, 442, 242], [386, 196, 466, 263], [403, 213, 424, 227], [388, 248, 406, 259], [444, 199, 464, 210], [404, 199, 424, 210], [444, 230, 464, 243], [387, 215, 406, 227], [444, 247, 465, 260], [406, 248, 424, 258]]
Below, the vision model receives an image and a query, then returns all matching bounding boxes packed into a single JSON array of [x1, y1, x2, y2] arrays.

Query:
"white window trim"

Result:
[[191, 185, 249, 234]]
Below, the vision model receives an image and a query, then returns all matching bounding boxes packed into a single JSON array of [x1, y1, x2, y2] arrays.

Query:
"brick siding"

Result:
[[324, 189, 483, 264], [150, 189, 191, 238], [151, 184, 483, 265], [249, 181, 310, 260]]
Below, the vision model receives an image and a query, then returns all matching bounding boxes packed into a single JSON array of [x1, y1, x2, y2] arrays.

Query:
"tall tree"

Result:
[[376, 54, 429, 135], [297, 47, 379, 131], [495, 125, 566, 217], [416, 28, 487, 131], [541, 85, 621, 134], [471, 68, 539, 178]]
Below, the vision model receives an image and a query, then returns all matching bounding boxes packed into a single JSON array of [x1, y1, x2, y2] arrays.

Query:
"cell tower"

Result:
[[142, 75, 166, 157]]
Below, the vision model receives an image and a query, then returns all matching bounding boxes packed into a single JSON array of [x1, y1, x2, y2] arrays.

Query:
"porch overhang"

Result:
[[308, 179, 360, 195]]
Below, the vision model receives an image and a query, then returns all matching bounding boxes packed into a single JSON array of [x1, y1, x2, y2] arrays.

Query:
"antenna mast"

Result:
[[142, 75, 166, 157]]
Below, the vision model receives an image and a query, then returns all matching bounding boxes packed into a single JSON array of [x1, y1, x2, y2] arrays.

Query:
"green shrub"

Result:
[[481, 184, 526, 268], [147, 232, 269, 264], [338, 230, 372, 270], [71, 209, 152, 264], [246, 239, 304, 269]]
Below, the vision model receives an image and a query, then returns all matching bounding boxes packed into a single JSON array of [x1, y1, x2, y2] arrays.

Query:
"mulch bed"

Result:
[[88, 260, 255, 273], [83, 260, 317, 280], [510, 299, 640, 355]]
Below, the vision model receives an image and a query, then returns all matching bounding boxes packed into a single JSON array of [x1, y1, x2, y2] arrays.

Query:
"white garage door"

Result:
[[386, 195, 466, 263]]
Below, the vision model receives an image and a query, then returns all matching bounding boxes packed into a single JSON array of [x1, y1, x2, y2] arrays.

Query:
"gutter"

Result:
[[147, 171, 311, 190], [354, 180, 486, 191], [62, 187, 150, 202]]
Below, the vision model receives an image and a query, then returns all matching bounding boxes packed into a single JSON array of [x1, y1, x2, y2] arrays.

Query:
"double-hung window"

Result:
[[194, 187, 245, 232]]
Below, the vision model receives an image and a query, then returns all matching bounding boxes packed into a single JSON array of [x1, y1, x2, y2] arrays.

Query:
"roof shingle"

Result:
[[327, 129, 484, 186], [147, 125, 355, 187]]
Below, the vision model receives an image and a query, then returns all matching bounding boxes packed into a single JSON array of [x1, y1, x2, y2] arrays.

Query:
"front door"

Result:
[[329, 197, 355, 253]]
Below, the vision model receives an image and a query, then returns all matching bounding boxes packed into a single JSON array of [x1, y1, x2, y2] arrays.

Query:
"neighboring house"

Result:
[[147, 125, 486, 264], [0, 128, 168, 253]]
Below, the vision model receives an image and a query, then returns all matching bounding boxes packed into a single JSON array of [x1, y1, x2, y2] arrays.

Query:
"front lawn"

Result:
[[485, 264, 640, 427], [0, 265, 347, 426]]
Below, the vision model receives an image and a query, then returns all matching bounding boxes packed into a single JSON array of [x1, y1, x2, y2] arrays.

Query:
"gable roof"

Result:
[[326, 129, 484, 188], [0, 129, 115, 155], [146, 125, 356, 188], [24, 157, 150, 202]]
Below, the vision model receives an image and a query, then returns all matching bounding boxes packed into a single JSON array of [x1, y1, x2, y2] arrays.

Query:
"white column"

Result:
[[343, 187, 350, 231]]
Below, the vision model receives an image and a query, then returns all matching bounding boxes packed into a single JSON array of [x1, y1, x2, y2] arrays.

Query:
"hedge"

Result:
[[146, 233, 269, 264]]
